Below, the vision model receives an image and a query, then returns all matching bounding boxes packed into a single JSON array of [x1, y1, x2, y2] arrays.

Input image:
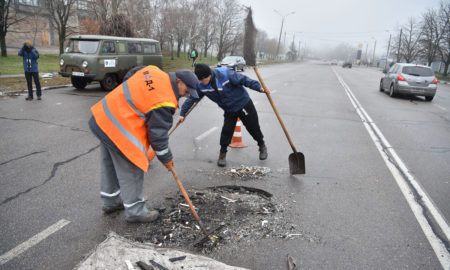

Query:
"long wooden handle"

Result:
[[168, 166, 208, 234], [148, 101, 200, 160], [253, 67, 298, 153]]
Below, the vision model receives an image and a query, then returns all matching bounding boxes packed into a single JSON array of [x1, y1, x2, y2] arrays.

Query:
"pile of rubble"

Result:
[[130, 185, 320, 254], [222, 166, 271, 180]]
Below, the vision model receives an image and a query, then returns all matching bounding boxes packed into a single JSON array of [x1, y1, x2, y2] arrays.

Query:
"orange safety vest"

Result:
[[91, 66, 178, 171]]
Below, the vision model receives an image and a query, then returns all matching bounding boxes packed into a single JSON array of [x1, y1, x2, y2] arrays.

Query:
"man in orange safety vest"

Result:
[[89, 66, 199, 223]]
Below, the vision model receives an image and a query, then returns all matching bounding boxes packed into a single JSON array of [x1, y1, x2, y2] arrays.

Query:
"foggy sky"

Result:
[[241, 0, 443, 56]]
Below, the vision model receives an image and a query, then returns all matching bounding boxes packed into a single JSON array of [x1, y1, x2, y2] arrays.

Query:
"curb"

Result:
[[0, 84, 73, 97]]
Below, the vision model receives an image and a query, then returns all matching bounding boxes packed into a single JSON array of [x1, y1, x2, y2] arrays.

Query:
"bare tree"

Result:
[[243, 7, 256, 66], [420, 7, 448, 65], [1, 0, 26, 57], [195, 0, 216, 57], [400, 18, 423, 63], [437, 0, 450, 75], [47, 0, 78, 55], [215, 0, 242, 60], [124, 0, 155, 38]]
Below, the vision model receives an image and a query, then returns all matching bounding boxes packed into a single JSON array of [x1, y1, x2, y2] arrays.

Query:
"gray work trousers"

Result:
[[99, 143, 148, 219]]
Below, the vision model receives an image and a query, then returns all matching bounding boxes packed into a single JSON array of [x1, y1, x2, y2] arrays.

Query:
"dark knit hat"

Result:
[[194, 63, 212, 80]]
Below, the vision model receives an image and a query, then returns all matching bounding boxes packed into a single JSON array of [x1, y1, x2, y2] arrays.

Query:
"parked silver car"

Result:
[[217, 56, 246, 71], [379, 63, 438, 101]]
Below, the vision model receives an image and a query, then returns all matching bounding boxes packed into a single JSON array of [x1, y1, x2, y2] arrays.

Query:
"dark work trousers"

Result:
[[25, 72, 42, 98], [220, 99, 265, 153]]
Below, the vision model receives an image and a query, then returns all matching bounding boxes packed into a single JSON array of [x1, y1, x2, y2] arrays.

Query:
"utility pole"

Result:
[[274, 10, 295, 58], [364, 43, 369, 66], [372, 39, 376, 67], [384, 32, 392, 71], [396, 28, 402, 63]]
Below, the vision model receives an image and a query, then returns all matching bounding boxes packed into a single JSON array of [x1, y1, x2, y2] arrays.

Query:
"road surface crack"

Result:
[[0, 151, 45, 166], [0, 145, 99, 206], [0, 116, 88, 133]]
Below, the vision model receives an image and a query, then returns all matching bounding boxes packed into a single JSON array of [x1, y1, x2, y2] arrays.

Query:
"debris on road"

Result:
[[225, 165, 271, 179], [287, 254, 297, 270], [128, 185, 321, 254]]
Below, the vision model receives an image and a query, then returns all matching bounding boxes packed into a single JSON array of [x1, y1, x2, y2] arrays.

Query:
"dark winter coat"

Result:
[[180, 68, 261, 115]]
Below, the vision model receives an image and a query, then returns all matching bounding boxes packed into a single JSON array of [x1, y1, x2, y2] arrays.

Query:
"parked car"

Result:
[[342, 61, 352, 68], [330, 59, 338, 65], [59, 35, 162, 91], [217, 56, 246, 71], [379, 63, 438, 101]]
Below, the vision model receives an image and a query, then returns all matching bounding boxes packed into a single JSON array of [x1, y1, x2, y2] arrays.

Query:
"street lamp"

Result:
[[274, 10, 295, 58]]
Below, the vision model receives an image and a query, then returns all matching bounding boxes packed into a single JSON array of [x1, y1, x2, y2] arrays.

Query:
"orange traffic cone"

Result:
[[229, 117, 247, 148]]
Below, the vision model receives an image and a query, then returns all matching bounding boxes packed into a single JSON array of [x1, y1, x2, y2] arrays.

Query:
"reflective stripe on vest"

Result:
[[101, 98, 149, 160], [123, 81, 145, 120]]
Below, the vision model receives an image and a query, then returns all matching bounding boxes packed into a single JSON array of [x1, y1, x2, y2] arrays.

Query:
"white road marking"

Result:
[[195, 127, 218, 141], [433, 104, 448, 111], [0, 219, 71, 265], [333, 68, 450, 269]]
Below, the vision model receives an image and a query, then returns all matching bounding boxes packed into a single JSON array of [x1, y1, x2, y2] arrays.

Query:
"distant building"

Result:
[[6, 0, 94, 49]]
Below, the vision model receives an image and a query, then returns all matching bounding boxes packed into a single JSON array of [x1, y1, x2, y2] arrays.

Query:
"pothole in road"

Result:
[[126, 185, 320, 254]]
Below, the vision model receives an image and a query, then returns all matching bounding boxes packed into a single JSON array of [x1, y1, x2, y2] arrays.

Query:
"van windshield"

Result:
[[65, 39, 99, 54]]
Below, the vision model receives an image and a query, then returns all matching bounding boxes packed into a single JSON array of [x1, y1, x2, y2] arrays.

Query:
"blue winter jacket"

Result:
[[180, 68, 261, 115], [18, 47, 39, 72]]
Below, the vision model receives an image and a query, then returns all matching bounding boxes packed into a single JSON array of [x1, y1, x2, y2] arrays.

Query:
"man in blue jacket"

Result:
[[18, 40, 42, 101], [177, 63, 270, 167]]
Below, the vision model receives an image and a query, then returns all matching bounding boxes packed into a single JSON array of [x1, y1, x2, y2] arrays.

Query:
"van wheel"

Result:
[[425, 95, 434, 101], [71, 77, 88, 89], [379, 80, 384, 92], [101, 74, 118, 91]]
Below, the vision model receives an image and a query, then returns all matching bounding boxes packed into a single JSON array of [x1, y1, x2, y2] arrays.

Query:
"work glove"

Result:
[[163, 159, 174, 171]]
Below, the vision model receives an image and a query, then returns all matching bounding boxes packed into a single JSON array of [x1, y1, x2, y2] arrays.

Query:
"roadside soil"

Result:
[[0, 75, 71, 93]]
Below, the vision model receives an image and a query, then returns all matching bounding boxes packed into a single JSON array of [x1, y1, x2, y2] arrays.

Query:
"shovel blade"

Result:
[[289, 152, 305, 175]]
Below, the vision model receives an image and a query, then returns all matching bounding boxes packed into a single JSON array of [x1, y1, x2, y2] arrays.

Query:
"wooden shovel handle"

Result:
[[168, 166, 208, 235], [148, 101, 200, 160], [253, 67, 297, 153]]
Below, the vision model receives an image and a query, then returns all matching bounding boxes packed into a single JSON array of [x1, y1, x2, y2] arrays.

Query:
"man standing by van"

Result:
[[89, 66, 199, 223], [18, 40, 42, 100], [177, 63, 270, 167]]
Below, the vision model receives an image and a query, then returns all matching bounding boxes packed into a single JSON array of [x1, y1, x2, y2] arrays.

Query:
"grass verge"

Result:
[[0, 54, 61, 75]]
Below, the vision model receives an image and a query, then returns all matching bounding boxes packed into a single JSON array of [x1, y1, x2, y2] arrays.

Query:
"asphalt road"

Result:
[[0, 61, 449, 269]]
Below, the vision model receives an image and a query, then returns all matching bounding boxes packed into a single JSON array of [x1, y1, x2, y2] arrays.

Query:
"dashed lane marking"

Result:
[[333, 68, 450, 269], [433, 103, 448, 112], [0, 219, 71, 265], [195, 127, 218, 141]]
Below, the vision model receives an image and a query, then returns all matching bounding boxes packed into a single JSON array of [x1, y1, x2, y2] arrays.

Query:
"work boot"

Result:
[[259, 145, 268, 160], [25, 96, 33, 101], [102, 204, 125, 214], [217, 152, 226, 167], [126, 210, 160, 223]]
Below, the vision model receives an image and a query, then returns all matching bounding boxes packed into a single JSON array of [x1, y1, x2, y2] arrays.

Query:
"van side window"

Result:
[[127, 42, 142, 54], [144, 43, 156, 54], [118, 42, 126, 53], [101, 41, 115, 54]]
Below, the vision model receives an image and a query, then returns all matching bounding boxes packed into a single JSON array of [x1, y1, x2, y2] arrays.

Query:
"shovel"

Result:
[[148, 101, 199, 161], [253, 67, 305, 174], [167, 165, 223, 246]]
